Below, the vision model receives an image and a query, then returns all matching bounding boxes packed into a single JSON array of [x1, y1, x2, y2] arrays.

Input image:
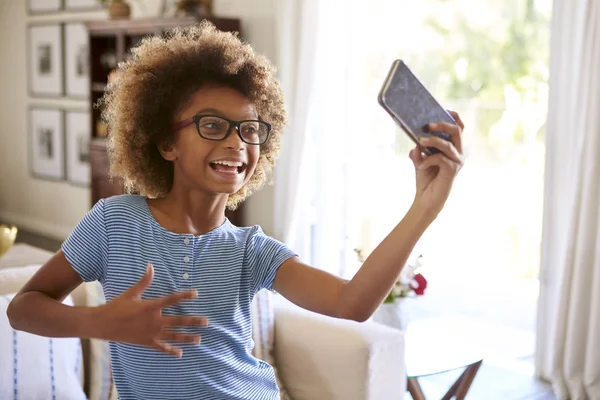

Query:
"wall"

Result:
[[0, 0, 277, 240]]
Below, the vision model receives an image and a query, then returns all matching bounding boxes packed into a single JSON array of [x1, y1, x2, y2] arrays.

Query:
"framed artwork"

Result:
[[27, 0, 62, 15], [28, 107, 65, 181], [64, 23, 89, 98], [28, 24, 64, 97], [65, 0, 102, 11], [65, 110, 91, 186]]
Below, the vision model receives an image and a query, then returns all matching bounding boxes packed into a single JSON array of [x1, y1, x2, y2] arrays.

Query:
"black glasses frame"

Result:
[[172, 114, 272, 145]]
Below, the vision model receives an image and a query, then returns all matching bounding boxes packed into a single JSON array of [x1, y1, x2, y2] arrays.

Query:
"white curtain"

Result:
[[273, 0, 349, 274], [272, 0, 320, 260], [536, 0, 600, 398]]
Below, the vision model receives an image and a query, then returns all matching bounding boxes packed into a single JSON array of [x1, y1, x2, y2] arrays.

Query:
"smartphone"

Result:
[[378, 59, 456, 155]]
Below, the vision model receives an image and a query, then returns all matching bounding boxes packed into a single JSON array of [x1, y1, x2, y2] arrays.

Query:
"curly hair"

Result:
[[99, 21, 287, 209]]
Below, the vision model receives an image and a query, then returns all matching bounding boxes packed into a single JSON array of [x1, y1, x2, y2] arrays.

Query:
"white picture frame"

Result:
[[65, 110, 91, 186], [28, 24, 64, 98], [65, 0, 101, 11], [27, 0, 62, 14], [29, 107, 65, 181], [64, 23, 90, 98]]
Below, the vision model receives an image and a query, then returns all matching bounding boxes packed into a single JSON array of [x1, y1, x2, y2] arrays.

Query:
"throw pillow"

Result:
[[0, 293, 86, 400]]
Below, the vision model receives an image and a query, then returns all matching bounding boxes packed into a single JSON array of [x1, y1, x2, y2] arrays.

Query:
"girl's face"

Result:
[[163, 85, 260, 197]]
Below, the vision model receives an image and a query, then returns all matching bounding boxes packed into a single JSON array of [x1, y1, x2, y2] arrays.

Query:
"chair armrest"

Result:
[[273, 299, 406, 400]]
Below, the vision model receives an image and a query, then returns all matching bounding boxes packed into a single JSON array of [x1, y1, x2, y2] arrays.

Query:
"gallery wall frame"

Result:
[[64, 22, 90, 99], [28, 106, 66, 181], [28, 23, 65, 98], [27, 0, 63, 16], [64, 109, 91, 187]]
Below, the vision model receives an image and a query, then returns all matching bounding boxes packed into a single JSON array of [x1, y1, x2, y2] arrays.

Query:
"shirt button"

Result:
[[183, 256, 190, 263], [183, 272, 189, 280], [184, 238, 190, 245]]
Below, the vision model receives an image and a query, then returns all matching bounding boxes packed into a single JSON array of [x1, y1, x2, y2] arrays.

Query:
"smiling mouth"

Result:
[[209, 160, 247, 175]]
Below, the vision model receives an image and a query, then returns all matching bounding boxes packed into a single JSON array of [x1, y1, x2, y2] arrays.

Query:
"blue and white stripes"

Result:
[[62, 194, 296, 400]]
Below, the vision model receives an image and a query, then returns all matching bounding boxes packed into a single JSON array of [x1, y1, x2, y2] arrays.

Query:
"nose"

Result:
[[222, 125, 246, 150]]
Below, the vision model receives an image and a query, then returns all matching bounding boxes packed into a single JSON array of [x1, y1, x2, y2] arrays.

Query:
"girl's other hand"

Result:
[[96, 263, 208, 358]]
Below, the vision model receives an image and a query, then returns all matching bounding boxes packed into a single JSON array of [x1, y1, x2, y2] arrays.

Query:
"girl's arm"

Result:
[[272, 205, 433, 321], [273, 113, 465, 322], [7, 250, 99, 337], [8, 252, 208, 357]]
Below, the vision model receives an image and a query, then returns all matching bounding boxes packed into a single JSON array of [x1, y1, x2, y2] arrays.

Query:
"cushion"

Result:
[[86, 281, 118, 400], [0, 264, 110, 399], [252, 289, 291, 400], [0, 243, 54, 269], [0, 293, 86, 400]]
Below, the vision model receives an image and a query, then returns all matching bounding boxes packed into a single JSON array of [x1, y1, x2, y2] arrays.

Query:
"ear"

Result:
[[157, 139, 177, 161]]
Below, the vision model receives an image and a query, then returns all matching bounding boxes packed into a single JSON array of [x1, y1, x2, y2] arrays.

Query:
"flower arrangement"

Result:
[[354, 250, 428, 303]]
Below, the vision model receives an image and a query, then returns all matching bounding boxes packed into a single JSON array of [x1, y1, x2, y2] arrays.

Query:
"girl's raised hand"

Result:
[[409, 110, 465, 216]]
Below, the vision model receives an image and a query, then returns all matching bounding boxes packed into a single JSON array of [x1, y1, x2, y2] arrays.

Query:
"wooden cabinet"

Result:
[[87, 17, 245, 226]]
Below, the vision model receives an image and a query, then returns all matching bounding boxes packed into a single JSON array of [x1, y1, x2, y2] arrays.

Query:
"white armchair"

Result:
[[274, 298, 407, 400]]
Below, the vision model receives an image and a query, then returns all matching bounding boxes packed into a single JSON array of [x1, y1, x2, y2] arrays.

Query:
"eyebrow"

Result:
[[194, 108, 259, 120]]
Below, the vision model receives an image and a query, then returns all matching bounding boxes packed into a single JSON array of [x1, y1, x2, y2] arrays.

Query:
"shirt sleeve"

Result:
[[247, 227, 297, 292], [61, 199, 109, 283]]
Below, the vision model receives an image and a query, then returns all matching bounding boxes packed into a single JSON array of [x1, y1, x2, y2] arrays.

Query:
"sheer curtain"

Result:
[[535, 0, 600, 398], [273, 0, 351, 274], [272, 0, 320, 261]]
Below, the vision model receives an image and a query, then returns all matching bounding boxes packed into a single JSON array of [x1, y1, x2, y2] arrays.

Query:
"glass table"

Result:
[[404, 317, 484, 400]]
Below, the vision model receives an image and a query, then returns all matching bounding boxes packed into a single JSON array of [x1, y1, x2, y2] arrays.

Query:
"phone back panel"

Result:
[[379, 60, 455, 142]]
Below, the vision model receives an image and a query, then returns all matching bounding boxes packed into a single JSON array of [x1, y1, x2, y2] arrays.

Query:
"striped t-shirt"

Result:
[[62, 195, 296, 400]]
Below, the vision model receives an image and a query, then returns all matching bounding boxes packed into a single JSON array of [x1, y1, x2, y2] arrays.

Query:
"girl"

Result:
[[8, 22, 464, 399]]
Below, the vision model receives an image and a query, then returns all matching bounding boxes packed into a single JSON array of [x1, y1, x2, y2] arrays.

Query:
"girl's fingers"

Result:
[[162, 315, 209, 328], [417, 153, 459, 174], [428, 122, 463, 155], [409, 146, 424, 167], [152, 339, 182, 358], [159, 330, 201, 344], [447, 110, 465, 130], [419, 136, 462, 164]]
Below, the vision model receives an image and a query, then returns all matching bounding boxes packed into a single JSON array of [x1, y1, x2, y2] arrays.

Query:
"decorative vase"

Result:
[[0, 225, 18, 258], [372, 300, 409, 331], [108, 1, 131, 19]]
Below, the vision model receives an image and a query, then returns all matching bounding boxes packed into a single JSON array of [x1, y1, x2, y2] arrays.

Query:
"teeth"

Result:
[[212, 160, 243, 167]]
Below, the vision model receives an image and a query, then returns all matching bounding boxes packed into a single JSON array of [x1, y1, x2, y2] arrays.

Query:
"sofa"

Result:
[[0, 243, 406, 399]]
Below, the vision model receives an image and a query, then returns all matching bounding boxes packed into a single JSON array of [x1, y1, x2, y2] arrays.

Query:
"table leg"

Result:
[[441, 360, 483, 400], [454, 360, 482, 400], [407, 377, 427, 400]]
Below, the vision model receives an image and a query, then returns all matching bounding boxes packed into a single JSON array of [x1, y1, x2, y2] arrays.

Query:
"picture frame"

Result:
[[28, 107, 65, 181], [27, 0, 63, 15], [64, 22, 90, 98], [64, 0, 102, 11], [65, 110, 91, 186], [28, 24, 64, 98]]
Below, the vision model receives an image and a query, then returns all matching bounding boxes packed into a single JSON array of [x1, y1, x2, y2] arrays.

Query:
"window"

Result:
[[306, 0, 551, 315]]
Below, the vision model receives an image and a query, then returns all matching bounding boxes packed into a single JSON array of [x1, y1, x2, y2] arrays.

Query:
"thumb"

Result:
[[409, 147, 423, 168], [126, 263, 154, 298]]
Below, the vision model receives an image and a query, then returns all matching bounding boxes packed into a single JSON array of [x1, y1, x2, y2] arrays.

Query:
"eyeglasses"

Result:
[[172, 115, 272, 145]]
